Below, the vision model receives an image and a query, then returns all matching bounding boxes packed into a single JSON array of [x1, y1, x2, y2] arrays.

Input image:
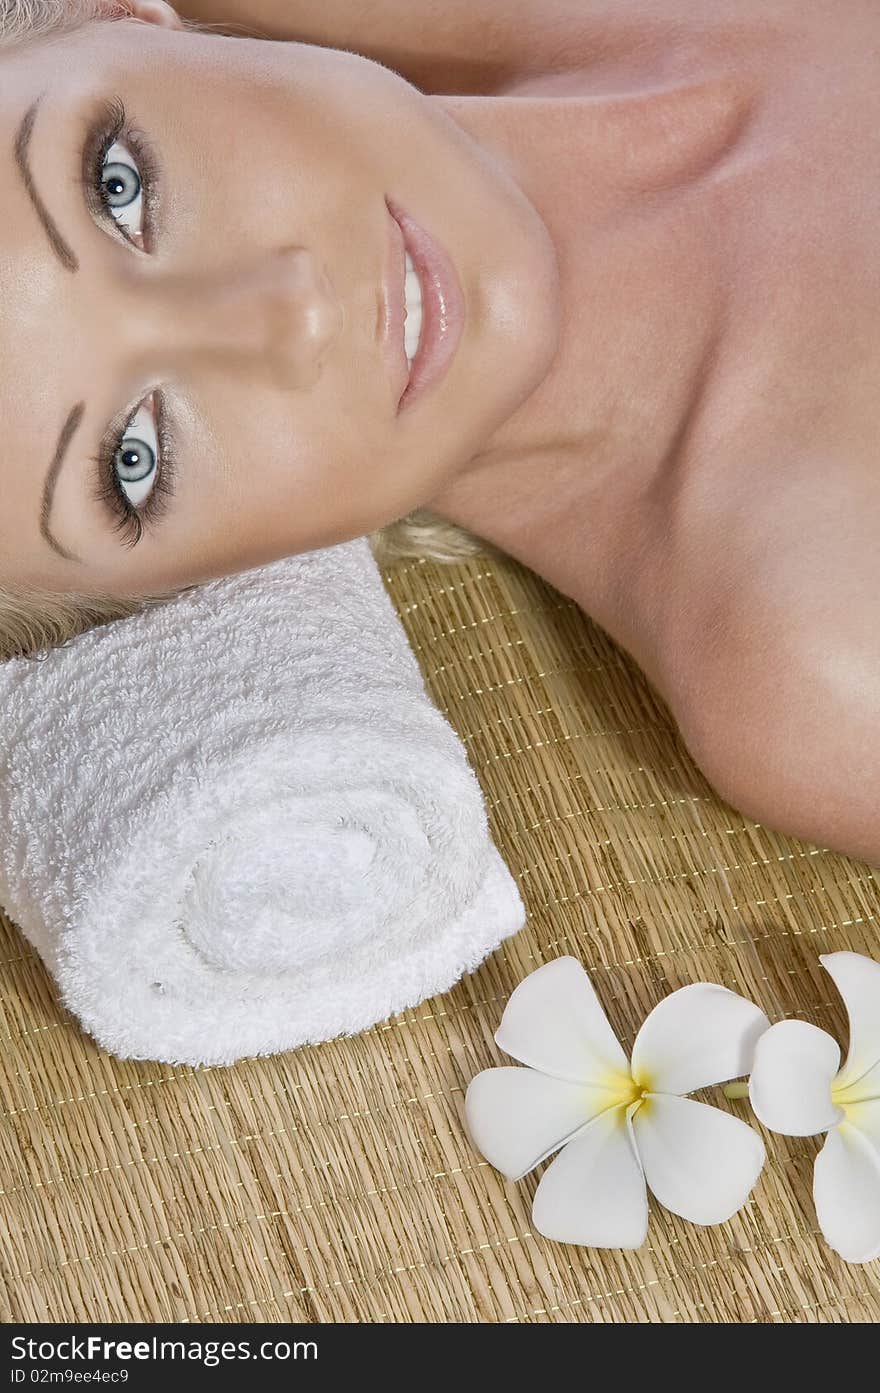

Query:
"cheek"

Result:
[[160, 43, 416, 243], [190, 381, 404, 551]]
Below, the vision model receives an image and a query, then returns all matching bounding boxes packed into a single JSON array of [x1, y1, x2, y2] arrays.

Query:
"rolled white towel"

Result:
[[0, 539, 525, 1065]]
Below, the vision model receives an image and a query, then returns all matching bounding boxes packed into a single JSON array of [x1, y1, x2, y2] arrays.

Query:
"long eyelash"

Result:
[[89, 392, 179, 549], [81, 96, 162, 251], [81, 100, 172, 543]]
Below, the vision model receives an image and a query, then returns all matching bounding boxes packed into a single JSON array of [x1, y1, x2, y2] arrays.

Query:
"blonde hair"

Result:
[[0, 0, 493, 662]]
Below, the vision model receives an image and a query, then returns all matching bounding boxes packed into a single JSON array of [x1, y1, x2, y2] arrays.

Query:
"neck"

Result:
[[424, 74, 753, 629]]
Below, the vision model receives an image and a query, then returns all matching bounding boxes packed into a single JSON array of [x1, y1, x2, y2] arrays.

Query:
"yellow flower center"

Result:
[[830, 1076, 870, 1118], [600, 1072, 652, 1117], [628, 1077, 652, 1118]]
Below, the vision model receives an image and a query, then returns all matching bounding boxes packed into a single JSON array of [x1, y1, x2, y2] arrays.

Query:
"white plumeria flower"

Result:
[[748, 951, 880, 1264], [465, 957, 769, 1248]]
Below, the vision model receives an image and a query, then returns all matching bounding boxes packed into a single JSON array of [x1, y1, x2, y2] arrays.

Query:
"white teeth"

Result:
[[403, 250, 424, 368]]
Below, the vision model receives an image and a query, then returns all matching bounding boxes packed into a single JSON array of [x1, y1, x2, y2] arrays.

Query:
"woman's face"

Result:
[[0, 9, 560, 597]]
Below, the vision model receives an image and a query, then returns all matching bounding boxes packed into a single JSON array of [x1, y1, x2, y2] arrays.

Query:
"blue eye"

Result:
[[113, 399, 159, 508], [83, 95, 160, 253], [82, 99, 175, 547], [102, 152, 140, 206], [100, 140, 145, 241], [91, 390, 178, 550]]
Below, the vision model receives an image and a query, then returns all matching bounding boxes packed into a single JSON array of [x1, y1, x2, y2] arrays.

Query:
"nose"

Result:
[[112, 246, 345, 390]]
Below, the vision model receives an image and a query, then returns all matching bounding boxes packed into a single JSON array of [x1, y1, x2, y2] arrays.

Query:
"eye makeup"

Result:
[[80, 94, 162, 253], [89, 389, 179, 549], [78, 96, 178, 546]]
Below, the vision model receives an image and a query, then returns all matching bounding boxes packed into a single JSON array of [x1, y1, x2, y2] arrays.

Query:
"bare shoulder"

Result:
[[172, 0, 834, 95], [654, 439, 880, 864], [174, 0, 593, 94]]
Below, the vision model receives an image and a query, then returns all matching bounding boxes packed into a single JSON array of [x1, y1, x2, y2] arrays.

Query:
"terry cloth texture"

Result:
[[0, 539, 525, 1065]]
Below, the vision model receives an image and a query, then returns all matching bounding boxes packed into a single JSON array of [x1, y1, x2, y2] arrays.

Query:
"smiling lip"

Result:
[[381, 203, 410, 405], [382, 196, 466, 415]]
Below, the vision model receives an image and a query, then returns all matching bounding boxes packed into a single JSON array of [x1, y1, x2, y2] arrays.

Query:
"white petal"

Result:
[[748, 1020, 844, 1136], [495, 957, 630, 1085], [821, 952, 880, 1100], [632, 1094, 765, 1225], [531, 1105, 648, 1248], [464, 1067, 619, 1181], [630, 983, 770, 1095], [813, 1123, 880, 1263]]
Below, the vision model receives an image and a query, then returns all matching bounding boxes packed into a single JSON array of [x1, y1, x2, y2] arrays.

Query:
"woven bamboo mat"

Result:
[[1, 551, 879, 1323]]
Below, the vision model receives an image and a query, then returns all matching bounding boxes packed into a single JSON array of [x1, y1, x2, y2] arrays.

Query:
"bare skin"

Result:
[[0, 2, 560, 596], [2, 1, 879, 863], [423, 8, 880, 865]]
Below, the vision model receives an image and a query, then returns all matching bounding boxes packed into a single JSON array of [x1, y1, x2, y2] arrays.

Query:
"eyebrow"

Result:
[[39, 405, 85, 564], [14, 94, 79, 272], [15, 95, 85, 563]]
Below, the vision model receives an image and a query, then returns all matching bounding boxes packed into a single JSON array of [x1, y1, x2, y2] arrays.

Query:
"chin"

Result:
[[485, 191, 562, 416]]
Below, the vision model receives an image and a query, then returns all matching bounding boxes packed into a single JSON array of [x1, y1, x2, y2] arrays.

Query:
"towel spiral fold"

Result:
[[0, 540, 525, 1064]]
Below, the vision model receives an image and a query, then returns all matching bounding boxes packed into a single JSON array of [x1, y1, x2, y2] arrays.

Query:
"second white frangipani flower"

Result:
[[748, 951, 880, 1264], [465, 957, 769, 1248]]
